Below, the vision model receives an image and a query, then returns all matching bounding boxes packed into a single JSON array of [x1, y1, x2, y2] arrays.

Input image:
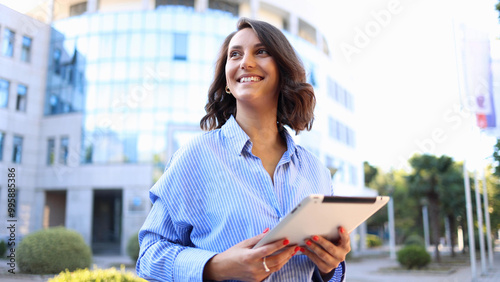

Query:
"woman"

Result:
[[137, 18, 350, 281]]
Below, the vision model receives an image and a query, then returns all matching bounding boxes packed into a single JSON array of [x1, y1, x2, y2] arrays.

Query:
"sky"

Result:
[[1, 0, 498, 172], [311, 0, 499, 172]]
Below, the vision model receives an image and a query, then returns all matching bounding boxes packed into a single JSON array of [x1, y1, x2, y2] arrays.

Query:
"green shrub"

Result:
[[48, 266, 146, 282], [0, 240, 6, 257], [18, 227, 92, 274], [127, 232, 140, 262], [366, 234, 383, 248], [397, 245, 431, 269], [404, 234, 425, 247]]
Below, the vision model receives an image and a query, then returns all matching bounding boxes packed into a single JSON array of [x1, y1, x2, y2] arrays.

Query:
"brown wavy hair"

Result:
[[200, 17, 316, 134]]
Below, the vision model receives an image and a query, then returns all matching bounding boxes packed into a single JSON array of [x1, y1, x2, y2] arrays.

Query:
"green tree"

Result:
[[485, 164, 500, 237], [486, 140, 500, 239], [492, 139, 500, 177], [438, 161, 465, 257], [364, 161, 378, 187], [365, 168, 420, 244], [406, 154, 455, 262]]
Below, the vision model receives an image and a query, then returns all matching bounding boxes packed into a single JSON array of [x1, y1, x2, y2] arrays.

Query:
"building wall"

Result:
[[0, 4, 50, 238]]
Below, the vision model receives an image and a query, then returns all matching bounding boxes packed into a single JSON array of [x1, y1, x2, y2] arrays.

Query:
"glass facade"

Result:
[[46, 6, 238, 178]]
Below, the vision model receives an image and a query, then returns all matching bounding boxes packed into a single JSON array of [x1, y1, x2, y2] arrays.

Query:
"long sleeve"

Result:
[[136, 191, 217, 281]]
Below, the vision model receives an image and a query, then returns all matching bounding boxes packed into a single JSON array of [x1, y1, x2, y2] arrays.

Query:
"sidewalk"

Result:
[[346, 250, 500, 282]]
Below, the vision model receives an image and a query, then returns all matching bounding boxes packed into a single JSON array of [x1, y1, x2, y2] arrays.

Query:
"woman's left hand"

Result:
[[300, 226, 351, 275]]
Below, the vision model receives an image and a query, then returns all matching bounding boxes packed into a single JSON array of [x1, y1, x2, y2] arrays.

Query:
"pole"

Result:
[[474, 171, 487, 275], [388, 197, 396, 259], [464, 161, 477, 281], [482, 170, 494, 269], [422, 205, 430, 250]]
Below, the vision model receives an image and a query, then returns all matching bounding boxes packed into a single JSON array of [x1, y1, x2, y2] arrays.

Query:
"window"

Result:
[[16, 84, 27, 112], [60, 137, 69, 164], [2, 29, 15, 57], [308, 69, 316, 87], [209, 0, 239, 16], [173, 33, 188, 61], [47, 138, 55, 165], [21, 36, 32, 62], [0, 132, 4, 161], [70, 2, 87, 16], [53, 49, 61, 75], [298, 19, 317, 45], [0, 79, 9, 108], [156, 0, 194, 8], [12, 136, 23, 164], [349, 164, 358, 186], [346, 128, 356, 148], [327, 77, 335, 100]]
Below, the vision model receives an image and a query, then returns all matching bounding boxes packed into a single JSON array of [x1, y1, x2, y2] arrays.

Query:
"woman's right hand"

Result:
[[203, 230, 299, 282]]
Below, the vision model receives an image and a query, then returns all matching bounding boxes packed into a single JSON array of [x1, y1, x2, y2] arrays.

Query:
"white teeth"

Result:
[[240, 76, 262, 83]]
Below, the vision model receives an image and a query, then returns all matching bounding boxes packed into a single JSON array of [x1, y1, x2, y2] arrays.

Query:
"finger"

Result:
[[310, 233, 350, 260], [264, 245, 299, 270], [238, 228, 270, 248], [254, 238, 292, 258], [300, 245, 337, 273], [309, 235, 337, 257], [304, 239, 337, 267], [337, 227, 352, 252]]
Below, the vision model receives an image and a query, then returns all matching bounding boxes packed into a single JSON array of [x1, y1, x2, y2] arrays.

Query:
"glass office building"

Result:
[[45, 7, 239, 180]]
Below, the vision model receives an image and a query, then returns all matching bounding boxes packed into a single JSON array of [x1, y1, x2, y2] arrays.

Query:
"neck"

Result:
[[234, 106, 281, 145]]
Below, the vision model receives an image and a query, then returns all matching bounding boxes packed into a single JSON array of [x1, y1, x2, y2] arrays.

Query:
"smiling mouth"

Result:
[[238, 76, 263, 83]]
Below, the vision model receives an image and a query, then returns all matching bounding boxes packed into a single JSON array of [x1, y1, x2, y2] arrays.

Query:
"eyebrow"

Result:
[[228, 43, 266, 50]]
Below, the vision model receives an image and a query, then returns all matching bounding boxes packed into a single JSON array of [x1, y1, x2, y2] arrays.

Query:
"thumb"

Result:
[[239, 228, 270, 248]]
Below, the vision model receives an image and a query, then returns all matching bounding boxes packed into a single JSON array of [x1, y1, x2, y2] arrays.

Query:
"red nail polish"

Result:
[[312, 235, 319, 241], [300, 247, 305, 252], [283, 239, 290, 245], [340, 227, 345, 234], [263, 228, 270, 234], [295, 246, 300, 252], [306, 240, 312, 246]]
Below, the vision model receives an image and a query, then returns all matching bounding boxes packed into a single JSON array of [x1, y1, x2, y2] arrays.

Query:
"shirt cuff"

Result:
[[173, 247, 218, 281]]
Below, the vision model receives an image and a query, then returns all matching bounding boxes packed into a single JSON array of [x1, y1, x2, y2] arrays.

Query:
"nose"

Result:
[[240, 54, 255, 69]]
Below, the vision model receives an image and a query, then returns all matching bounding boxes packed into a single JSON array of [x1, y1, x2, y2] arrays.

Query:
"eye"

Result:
[[257, 49, 269, 55], [229, 51, 241, 58]]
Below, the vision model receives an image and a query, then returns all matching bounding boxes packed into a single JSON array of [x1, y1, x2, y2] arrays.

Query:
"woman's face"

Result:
[[225, 28, 280, 109]]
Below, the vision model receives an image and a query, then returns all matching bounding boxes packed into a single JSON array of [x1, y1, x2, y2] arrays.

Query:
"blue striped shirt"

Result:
[[137, 115, 345, 281]]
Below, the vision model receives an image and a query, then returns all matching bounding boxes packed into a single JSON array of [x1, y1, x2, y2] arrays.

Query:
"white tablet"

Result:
[[253, 194, 390, 249]]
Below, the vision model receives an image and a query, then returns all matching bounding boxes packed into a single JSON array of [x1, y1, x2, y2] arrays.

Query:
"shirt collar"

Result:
[[221, 115, 299, 162], [280, 127, 299, 166], [221, 115, 252, 156]]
